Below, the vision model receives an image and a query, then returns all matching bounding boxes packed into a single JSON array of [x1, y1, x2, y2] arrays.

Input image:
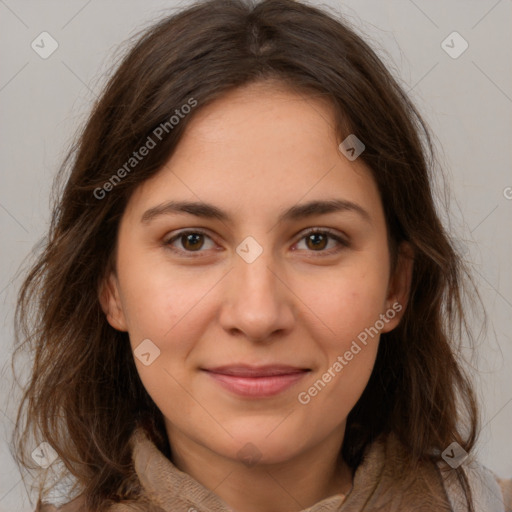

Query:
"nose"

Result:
[[218, 245, 295, 343]]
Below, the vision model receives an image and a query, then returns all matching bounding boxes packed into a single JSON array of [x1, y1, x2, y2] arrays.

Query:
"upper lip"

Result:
[[202, 365, 310, 377]]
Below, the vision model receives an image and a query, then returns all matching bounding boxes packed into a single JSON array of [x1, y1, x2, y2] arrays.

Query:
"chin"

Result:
[[218, 423, 308, 466]]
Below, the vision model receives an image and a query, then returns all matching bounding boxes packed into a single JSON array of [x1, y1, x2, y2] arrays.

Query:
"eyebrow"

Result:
[[140, 198, 371, 225]]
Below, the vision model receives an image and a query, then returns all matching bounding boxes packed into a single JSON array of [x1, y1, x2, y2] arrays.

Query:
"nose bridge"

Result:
[[220, 236, 293, 340], [237, 245, 276, 294], [235, 239, 280, 309]]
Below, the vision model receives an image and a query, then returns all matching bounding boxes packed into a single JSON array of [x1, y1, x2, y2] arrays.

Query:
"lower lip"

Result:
[[203, 371, 308, 398]]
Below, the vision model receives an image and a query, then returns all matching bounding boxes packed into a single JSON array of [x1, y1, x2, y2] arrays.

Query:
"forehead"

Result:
[[180, 80, 340, 160], [125, 81, 383, 227]]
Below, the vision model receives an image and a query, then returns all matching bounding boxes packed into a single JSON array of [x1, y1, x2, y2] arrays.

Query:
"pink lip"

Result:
[[202, 365, 310, 398]]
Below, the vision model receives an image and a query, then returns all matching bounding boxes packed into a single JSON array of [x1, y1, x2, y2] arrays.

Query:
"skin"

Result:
[[100, 80, 413, 512]]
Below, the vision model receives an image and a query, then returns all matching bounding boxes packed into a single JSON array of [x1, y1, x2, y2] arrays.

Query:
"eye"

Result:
[[164, 227, 349, 258], [293, 228, 349, 255], [164, 229, 216, 256]]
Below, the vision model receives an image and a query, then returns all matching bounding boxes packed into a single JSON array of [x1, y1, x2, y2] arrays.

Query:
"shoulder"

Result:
[[436, 458, 511, 512]]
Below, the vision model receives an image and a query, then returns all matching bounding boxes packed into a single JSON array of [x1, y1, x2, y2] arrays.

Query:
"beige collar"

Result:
[[129, 426, 449, 511]]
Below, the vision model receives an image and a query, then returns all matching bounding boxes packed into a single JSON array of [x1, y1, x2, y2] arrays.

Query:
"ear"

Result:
[[381, 242, 414, 333], [98, 271, 128, 332]]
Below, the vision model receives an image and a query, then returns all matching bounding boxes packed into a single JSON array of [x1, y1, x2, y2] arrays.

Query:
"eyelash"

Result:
[[163, 228, 349, 258]]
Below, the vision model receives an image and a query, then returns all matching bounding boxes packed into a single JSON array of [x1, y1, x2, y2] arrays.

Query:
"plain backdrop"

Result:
[[0, 1, 511, 510]]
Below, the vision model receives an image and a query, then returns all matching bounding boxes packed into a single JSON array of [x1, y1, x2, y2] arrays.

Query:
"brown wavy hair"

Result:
[[12, 0, 481, 510]]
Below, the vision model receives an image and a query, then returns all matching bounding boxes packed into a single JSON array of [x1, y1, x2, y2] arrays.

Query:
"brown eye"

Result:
[[295, 228, 349, 255], [305, 232, 329, 251], [181, 233, 205, 251], [165, 230, 216, 254]]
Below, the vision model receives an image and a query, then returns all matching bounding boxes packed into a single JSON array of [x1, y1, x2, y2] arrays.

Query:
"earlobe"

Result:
[[382, 242, 414, 333], [98, 271, 128, 332]]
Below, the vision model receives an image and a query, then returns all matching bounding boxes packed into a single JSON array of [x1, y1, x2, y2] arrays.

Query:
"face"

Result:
[[100, 81, 411, 467]]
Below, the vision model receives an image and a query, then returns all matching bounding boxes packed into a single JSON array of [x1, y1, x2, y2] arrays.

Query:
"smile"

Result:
[[201, 365, 310, 398]]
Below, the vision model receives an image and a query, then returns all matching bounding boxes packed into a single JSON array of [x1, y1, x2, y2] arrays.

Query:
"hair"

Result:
[[12, 0, 481, 510]]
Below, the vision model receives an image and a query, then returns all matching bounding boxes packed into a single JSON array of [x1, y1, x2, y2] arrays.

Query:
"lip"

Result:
[[202, 365, 310, 398]]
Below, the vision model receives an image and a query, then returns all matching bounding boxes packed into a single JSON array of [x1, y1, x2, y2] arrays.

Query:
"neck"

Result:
[[165, 423, 353, 512]]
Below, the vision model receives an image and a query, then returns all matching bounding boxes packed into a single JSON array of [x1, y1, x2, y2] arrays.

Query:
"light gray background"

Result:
[[1, 1, 511, 510]]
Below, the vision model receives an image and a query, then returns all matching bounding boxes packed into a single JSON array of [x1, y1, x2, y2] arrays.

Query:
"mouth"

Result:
[[201, 365, 311, 398]]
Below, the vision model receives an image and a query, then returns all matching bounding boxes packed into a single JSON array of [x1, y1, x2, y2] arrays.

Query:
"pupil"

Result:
[[308, 233, 326, 250], [184, 233, 203, 250]]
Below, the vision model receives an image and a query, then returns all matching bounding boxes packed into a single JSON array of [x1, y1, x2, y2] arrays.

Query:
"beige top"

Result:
[[36, 426, 512, 512]]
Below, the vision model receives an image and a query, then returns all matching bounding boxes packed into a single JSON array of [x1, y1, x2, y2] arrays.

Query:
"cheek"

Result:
[[117, 246, 214, 344], [121, 276, 207, 417], [295, 270, 385, 427], [295, 261, 390, 348], [297, 346, 377, 439], [291, 257, 388, 411]]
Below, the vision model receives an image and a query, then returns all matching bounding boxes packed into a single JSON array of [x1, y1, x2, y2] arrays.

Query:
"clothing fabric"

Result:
[[35, 425, 511, 512]]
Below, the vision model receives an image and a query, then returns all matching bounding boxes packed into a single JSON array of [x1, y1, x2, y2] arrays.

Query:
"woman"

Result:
[[12, 0, 511, 510]]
